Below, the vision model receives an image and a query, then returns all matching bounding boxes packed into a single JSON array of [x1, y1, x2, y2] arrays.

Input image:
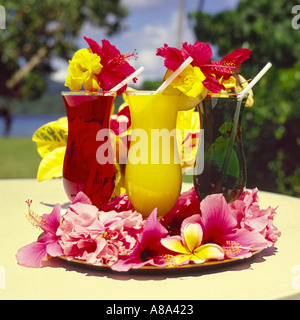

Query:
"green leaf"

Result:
[[210, 136, 240, 178], [32, 117, 68, 158], [37, 146, 66, 182]]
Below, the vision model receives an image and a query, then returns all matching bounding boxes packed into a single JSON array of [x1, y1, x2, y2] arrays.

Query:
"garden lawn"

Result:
[[0, 136, 195, 183], [0, 137, 41, 178]]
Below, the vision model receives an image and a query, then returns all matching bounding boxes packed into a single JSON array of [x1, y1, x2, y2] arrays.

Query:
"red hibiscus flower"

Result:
[[156, 41, 251, 94], [202, 48, 252, 80], [84, 37, 138, 94]]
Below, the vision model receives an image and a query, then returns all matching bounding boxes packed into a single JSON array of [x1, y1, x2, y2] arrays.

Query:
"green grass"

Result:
[[0, 137, 41, 178], [0, 137, 195, 182]]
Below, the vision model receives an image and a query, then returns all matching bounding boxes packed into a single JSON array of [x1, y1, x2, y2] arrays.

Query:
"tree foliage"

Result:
[[190, 0, 300, 196], [0, 0, 128, 99]]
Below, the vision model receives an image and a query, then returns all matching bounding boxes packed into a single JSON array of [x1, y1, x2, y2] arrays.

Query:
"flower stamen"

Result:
[[163, 254, 177, 268], [25, 200, 43, 230], [123, 49, 138, 62], [99, 230, 118, 240], [223, 240, 242, 255]]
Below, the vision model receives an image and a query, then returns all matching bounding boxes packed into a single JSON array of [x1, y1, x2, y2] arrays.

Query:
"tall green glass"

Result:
[[193, 95, 247, 202]]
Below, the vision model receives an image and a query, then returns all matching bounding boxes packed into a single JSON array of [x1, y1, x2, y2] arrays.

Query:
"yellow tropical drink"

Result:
[[125, 91, 182, 217]]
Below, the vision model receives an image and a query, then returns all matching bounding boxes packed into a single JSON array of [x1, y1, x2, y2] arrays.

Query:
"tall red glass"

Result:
[[62, 92, 116, 209]]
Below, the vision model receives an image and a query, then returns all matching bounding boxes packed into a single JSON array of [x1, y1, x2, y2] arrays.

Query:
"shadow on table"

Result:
[[44, 247, 278, 282], [40, 201, 71, 209]]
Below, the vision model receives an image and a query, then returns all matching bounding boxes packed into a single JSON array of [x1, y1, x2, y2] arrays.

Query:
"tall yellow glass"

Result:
[[125, 91, 182, 217]]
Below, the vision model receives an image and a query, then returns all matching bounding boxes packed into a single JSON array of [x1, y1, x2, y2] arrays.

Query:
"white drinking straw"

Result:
[[221, 62, 272, 181], [237, 62, 272, 100], [109, 66, 145, 93], [154, 56, 194, 94]]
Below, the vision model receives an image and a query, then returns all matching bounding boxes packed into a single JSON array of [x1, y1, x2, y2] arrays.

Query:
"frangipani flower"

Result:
[[161, 190, 278, 261], [65, 48, 102, 91], [161, 215, 224, 264]]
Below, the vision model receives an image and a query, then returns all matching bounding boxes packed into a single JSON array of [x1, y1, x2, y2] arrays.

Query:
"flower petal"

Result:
[[195, 243, 224, 261], [223, 229, 268, 259], [173, 254, 193, 265], [64, 47, 102, 92], [181, 41, 212, 67], [37, 147, 66, 182], [189, 254, 205, 264], [161, 236, 189, 254], [32, 117, 68, 159], [220, 48, 251, 71], [183, 223, 203, 252], [83, 74, 100, 91], [40, 203, 62, 234], [156, 44, 184, 71], [200, 194, 238, 244], [16, 242, 48, 268], [46, 241, 63, 257], [71, 191, 93, 206], [139, 208, 168, 248]]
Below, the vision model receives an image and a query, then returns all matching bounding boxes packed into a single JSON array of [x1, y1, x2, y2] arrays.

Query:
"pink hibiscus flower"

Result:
[[16, 202, 63, 268], [111, 209, 169, 272], [229, 188, 281, 248], [57, 192, 144, 266], [84, 37, 138, 94], [56, 193, 104, 263], [200, 194, 269, 259]]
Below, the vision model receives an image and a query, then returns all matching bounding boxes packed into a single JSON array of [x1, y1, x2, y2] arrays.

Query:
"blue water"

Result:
[[0, 113, 66, 137]]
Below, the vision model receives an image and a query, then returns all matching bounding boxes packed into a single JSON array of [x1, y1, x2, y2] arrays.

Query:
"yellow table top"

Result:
[[0, 178, 300, 300]]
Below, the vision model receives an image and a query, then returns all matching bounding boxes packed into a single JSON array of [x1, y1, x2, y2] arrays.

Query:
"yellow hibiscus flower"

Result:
[[65, 48, 103, 91], [171, 65, 206, 98]]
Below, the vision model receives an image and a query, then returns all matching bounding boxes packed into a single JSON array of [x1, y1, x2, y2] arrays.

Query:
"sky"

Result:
[[51, 0, 240, 86]]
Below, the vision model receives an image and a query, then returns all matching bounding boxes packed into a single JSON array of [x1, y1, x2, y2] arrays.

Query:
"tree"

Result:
[[0, 0, 128, 100], [190, 0, 300, 196]]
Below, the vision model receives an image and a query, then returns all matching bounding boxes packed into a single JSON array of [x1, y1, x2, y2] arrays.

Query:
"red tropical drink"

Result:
[[62, 91, 116, 209]]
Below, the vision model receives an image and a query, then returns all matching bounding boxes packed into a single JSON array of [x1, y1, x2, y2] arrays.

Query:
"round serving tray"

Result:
[[55, 250, 263, 274]]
